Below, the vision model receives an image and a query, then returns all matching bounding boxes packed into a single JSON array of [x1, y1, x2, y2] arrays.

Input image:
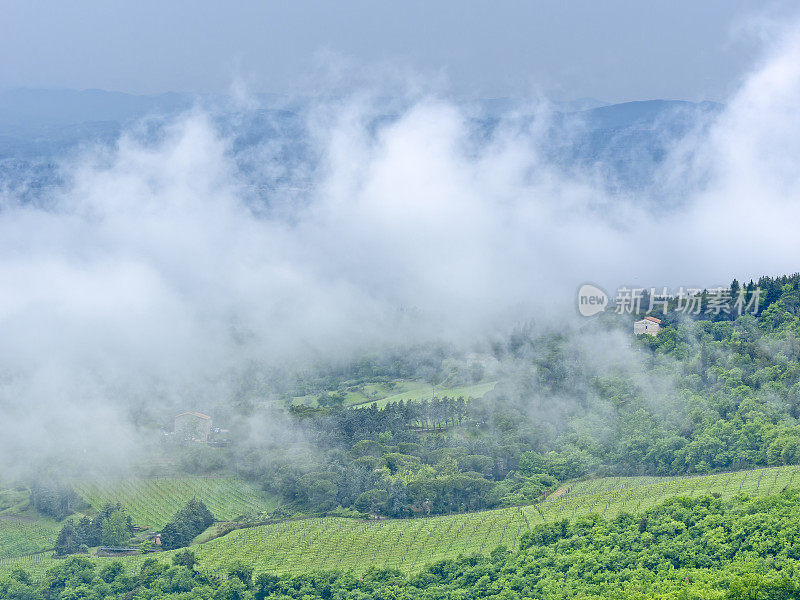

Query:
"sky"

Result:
[[1, 0, 797, 102]]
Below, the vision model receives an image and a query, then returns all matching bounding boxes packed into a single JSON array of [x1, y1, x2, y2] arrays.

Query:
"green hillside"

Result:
[[2, 464, 798, 579], [184, 464, 800, 575], [0, 477, 276, 564]]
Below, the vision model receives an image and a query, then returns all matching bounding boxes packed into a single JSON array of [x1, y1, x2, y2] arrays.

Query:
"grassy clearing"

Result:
[[72, 477, 277, 530], [292, 380, 498, 408], [358, 380, 498, 409], [3, 464, 799, 578], [0, 488, 29, 514]]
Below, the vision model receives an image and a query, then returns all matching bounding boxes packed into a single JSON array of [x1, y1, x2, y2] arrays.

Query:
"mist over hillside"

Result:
[[2, 18, 800, 482], [0, 89, 718, 197], [10, 4, 800, 598]]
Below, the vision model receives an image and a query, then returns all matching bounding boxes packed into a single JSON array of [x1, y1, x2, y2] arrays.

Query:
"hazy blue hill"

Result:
[[464, 97, 608, 117], [544, 99, 724, 194], [577, 98, 722, 130], [554, 97, 609, 112]]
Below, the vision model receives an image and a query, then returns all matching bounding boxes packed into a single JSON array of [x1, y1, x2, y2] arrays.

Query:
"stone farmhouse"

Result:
[[633, 315, 661, 336], [174, 411, 212, 442]]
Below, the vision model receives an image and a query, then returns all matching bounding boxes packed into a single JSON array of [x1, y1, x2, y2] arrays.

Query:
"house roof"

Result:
[[644, 316, 662, 324], [175, 411, 211, 420]]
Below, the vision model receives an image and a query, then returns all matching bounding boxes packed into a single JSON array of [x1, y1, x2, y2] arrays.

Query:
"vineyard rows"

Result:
[[190, 507, 529, 575], [0, 520, 60, 558], [72, 477, 276, 529], [532, 464, 800, 522], [2, 464, 799, 578]]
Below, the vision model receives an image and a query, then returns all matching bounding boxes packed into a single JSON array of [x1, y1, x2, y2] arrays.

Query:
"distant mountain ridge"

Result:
[[0, 88, 721, 135], [0, 89, 724, 199], [578, 99, 722, 129]]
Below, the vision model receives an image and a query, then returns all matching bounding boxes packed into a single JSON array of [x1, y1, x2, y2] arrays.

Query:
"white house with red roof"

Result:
[[634, 315, 661, 336]]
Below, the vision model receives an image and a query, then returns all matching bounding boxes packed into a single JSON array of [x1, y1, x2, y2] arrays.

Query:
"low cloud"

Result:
[[3, 19, 800, 476]]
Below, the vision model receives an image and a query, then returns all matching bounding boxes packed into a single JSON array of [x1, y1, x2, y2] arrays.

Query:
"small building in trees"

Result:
[[174, 411, 212, 442], [633, 316, 661, 336]]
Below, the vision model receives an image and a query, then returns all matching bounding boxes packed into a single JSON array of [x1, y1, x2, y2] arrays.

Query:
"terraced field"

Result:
[[73, 477, 277, 529], [3, 464, 799, 578]]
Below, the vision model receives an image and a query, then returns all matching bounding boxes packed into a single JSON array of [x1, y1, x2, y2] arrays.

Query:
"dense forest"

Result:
[[230, 274, 800, 518], [6, 490, 800, 599]]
